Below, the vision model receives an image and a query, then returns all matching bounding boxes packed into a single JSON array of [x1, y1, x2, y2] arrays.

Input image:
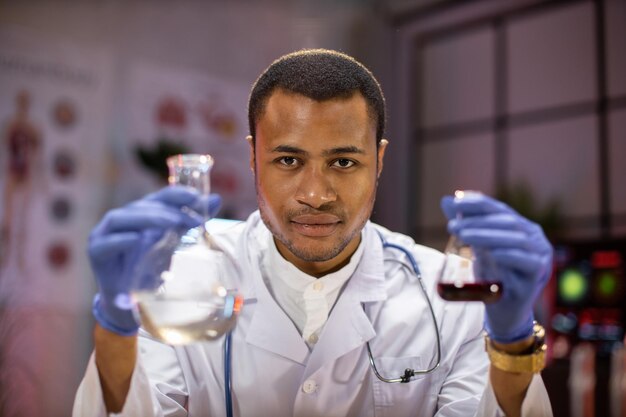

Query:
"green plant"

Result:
[[134, 138, 191, 183], [496, 182, 564, 239]]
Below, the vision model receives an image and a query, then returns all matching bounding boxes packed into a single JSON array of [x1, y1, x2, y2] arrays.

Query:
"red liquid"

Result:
[[437, 281, 503, 303]]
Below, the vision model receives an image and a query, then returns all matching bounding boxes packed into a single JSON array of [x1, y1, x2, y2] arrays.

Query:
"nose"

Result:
[[294, 166, 337, 209]]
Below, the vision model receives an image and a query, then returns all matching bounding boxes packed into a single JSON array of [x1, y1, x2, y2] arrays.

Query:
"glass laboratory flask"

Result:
[[132, 154, 243, 344], [436, 190, 503, 303]]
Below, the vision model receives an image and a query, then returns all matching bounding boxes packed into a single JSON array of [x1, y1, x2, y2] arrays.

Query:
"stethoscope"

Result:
[[222, 232, 442, 417]]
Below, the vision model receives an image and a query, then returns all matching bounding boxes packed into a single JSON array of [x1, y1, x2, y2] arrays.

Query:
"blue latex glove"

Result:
[[441, 193, 553, 343], [88, 186, 221, 336]]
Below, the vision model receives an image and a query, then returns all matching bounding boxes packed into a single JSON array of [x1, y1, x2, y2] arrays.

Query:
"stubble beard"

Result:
[[256, 188, 375, 263]]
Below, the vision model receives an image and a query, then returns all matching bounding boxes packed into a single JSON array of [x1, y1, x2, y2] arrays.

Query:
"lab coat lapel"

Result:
[[241, 216, 310, 365], [303, 223, 387, 380], [245, 292, 310, 365]]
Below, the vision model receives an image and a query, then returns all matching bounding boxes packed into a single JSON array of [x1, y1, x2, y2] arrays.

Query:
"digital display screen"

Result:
[[550, 240, 626, 357]]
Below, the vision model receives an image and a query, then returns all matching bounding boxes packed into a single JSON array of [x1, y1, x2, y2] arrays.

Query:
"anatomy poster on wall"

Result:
[[0, 26, 113, 417], [0, 27, 112, 306], [123, 62, 256, 220]]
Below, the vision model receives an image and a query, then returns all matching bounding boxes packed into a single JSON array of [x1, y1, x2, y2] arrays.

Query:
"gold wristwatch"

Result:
[[485, 322, 547, 373]]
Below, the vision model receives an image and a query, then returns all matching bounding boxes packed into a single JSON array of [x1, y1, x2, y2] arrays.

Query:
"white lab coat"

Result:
[[73, 211, 552, 417]]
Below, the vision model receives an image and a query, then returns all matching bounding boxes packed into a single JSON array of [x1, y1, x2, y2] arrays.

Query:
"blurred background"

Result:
[[0, 0, 624, 416]]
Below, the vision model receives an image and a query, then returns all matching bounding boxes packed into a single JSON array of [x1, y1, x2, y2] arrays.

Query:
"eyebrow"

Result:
[[271, 145, 366, 156]]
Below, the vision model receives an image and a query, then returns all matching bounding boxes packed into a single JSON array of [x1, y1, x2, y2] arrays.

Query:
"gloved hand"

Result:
[[88, 186, 221, 336], [441, 192, 553, 343]]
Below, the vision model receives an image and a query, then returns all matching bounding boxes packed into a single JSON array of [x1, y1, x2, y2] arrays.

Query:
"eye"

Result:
[[277, 156, 299, 167], [332, 159, 356, 168]]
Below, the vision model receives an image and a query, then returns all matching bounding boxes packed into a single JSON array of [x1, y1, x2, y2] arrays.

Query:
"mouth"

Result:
[[290, 214, 341, 237]]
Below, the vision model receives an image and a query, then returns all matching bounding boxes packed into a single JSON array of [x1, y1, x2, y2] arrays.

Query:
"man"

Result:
[[74, 49, 553, 416]]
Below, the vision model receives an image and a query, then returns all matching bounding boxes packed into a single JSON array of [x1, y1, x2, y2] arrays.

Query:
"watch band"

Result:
[[485, 322, 547, 373]]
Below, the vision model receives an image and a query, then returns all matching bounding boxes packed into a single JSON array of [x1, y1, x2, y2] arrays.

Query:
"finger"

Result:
[[441, 193, 516, 220], [208, 194, 222, 217], [490, 249, 552, 278], [440, 196, 456, 220], [144, 185, 201, 207], [88, 232, 141, 260], [458, 228, 529, 250], [139, 193, 221, 221], [96, 206, 202, 235], [187, 194, 222, 218], [143, 187, 222, 214], [448, 213, 532, 235], [458, 194, 515, 217]]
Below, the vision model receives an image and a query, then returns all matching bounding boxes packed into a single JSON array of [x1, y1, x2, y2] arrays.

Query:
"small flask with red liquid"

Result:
[[436, 191, 503, 303]]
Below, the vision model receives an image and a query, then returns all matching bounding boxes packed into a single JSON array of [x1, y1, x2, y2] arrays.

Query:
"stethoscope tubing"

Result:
[[223, 233, 441, 416], [224, 331, 234, 417]]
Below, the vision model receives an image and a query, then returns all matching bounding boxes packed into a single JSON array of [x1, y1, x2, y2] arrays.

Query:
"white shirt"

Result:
[[261, 233, 364, 346], [73, 211, 553, 417]]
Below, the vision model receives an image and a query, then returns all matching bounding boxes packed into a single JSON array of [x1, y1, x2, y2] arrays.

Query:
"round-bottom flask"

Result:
[[133, 154, 243, 344]]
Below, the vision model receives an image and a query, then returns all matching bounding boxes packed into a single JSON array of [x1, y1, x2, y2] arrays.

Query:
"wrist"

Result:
[[491, 334, 535, 354], [93, 322, 138, 413], [485, 313, 535, 344], [93, 294, 139, 337], [485, 322, 547, 373]]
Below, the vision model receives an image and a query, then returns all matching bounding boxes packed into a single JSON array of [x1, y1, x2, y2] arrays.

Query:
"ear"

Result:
[[246, 135, 255, 175], [376, 139, 388, 179]]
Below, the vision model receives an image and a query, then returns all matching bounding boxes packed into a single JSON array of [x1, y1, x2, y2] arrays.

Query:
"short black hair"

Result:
[[248, 49, 386, 145]]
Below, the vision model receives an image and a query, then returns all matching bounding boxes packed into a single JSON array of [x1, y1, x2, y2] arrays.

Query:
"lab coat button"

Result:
[[308, 333, 319, 344], [302, 379, 318, 394]]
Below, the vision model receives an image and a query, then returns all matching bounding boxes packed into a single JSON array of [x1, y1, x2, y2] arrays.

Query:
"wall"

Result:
[[0, 2, 392, 416], [390, 0, 626, 249]]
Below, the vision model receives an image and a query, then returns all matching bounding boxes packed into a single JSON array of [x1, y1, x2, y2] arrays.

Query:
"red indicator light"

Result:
[[591, 251, 622, 269]]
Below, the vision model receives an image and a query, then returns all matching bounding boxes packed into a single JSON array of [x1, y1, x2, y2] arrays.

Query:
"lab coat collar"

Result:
[[303, 222, 388, 380], [245, 292, 311, 365], [240, 213, 310, 365], [240, 214, 388, 371], [344, 221, 388, 304]]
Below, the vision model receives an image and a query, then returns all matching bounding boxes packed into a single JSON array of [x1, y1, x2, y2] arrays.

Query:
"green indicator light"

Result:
[[597, 271, 617, 296], [559, 269, 587, 302]]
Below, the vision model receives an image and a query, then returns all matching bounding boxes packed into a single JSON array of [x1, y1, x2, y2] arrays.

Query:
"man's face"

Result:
[[248, 89, 387, 276]]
